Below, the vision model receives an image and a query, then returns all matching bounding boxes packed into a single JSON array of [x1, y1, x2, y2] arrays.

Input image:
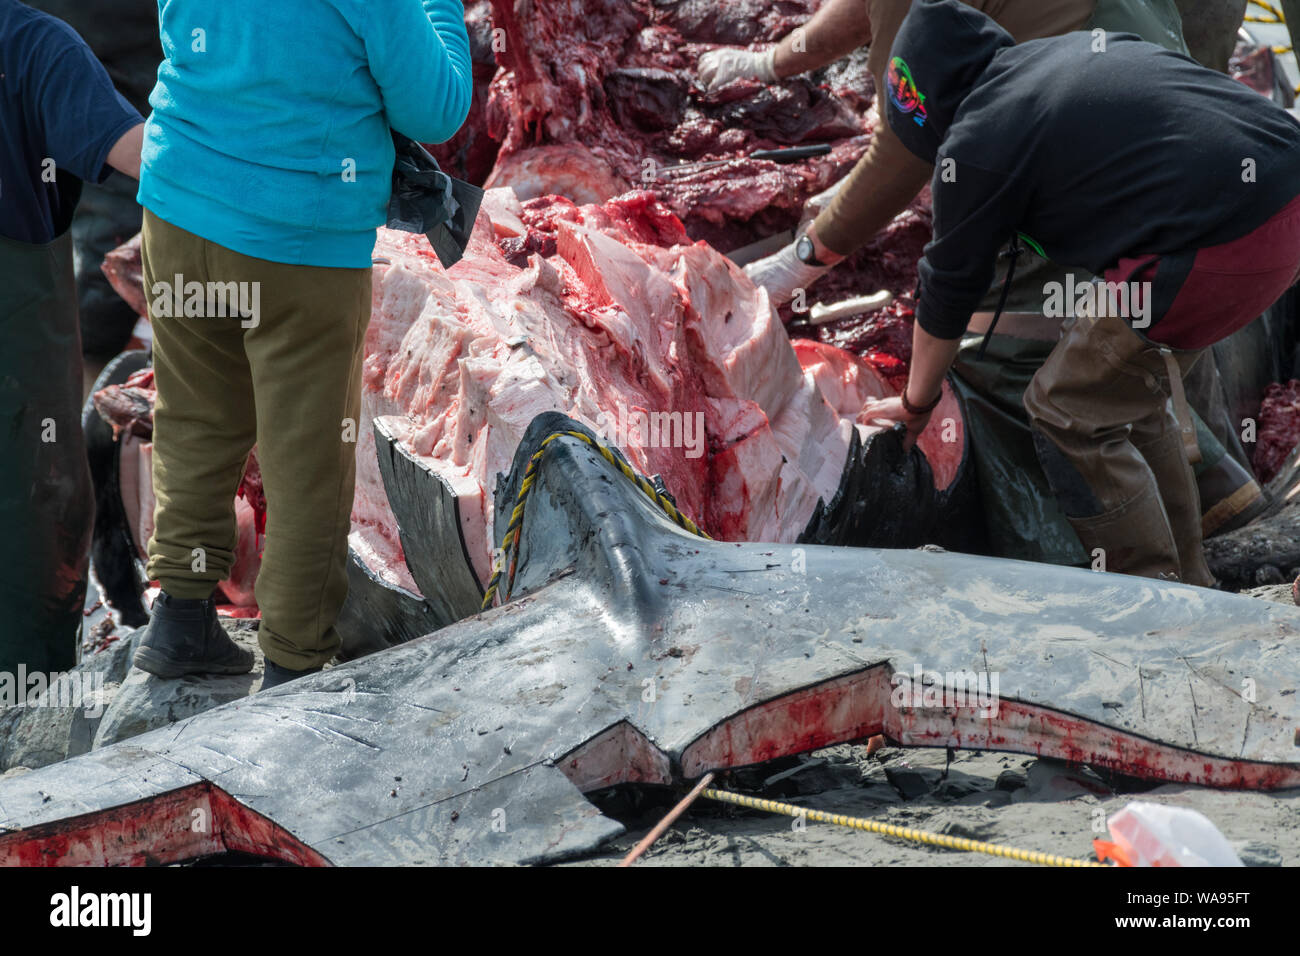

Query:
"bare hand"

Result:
[[861, 395, 932, 451]]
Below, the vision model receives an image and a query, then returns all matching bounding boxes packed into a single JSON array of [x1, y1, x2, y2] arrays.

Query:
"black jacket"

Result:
[[886, 0, 1300, 339]]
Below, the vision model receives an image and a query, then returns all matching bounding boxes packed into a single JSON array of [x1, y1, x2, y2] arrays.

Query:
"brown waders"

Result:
[[0, 230, 93, 674], [1023, 306, 1215, 587], [952, 305, 1264, 567], [943, 0, 1267, 571], [140, 210, 371, 670]]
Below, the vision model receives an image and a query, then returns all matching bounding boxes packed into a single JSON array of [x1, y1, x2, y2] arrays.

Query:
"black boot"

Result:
[[132, 592, 255, 679], [261, 658, 323, 690]]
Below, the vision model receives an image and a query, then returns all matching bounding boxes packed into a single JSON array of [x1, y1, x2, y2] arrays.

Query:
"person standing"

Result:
[[26, 0, 160, 395], [0, 0, 144, 674], [131, 0, 472, 688]]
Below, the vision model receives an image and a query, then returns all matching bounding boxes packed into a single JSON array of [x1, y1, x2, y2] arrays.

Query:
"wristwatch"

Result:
[[795, 232, 826, 267]]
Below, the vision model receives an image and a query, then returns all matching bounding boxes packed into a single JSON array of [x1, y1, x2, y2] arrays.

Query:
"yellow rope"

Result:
[[1243, 2, 1297, 92], [480, 429, 710, 610], [1247, 0, 1285, 22], [701, 787, 1106, 867]]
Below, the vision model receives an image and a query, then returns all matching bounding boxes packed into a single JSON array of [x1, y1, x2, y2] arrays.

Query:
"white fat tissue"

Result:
[[352, 187, 952, 593]]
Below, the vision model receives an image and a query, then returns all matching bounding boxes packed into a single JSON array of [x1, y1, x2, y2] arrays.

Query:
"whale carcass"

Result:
[[91, 188, 973, 641], [2, 417, 1298, 866]]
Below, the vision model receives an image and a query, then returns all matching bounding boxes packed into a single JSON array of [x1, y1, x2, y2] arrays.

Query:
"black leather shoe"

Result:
[[261, 659, 323, 690], [133, 592, 255, 678]]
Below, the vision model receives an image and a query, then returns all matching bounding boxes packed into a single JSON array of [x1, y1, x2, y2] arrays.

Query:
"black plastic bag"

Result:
[[387, 132, 483, 269]]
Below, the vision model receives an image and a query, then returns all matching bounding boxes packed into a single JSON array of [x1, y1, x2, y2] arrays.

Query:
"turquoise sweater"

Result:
[[138, 0, 471, 268]]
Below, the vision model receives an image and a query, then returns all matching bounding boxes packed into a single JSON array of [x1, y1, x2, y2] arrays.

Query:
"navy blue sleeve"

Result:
[[29, 19, 144, 184]]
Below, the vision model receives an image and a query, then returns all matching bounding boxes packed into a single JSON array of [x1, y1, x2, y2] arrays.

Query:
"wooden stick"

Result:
[[617, 772, 716, 867]]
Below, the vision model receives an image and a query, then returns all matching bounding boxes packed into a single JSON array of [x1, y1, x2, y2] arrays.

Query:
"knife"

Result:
[[659, 143, 832, 177]]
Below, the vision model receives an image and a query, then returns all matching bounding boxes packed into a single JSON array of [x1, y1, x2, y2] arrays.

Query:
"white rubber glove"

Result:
[[698, 47, 779, 92], [802, 178, 845, 221], [743, 241, 832, 310]]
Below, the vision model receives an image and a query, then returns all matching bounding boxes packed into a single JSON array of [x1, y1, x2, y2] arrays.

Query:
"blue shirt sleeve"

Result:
[[363, 0, 473, 145], [30, 19, 144, 185]]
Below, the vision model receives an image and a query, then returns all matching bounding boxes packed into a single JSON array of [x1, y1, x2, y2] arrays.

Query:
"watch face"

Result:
[[796, 234, 816, 264]]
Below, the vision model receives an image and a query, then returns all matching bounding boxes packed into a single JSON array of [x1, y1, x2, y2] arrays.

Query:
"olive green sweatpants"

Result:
[[141, 210, 371, 669]]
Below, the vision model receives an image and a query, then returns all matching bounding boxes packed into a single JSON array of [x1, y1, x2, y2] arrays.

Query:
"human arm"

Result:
[[861, 323, 963, 449], [698, 0, 871, 90], [31, 20, 144, 185], [912, 155, 1023, 340], [862, 156, 1022, 448], [105, 122, 144, 179], [365, 0, 473, 144], [772, 0, 873, 79], [812, 121, 934, 256], [743, 124, 933, 305]]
